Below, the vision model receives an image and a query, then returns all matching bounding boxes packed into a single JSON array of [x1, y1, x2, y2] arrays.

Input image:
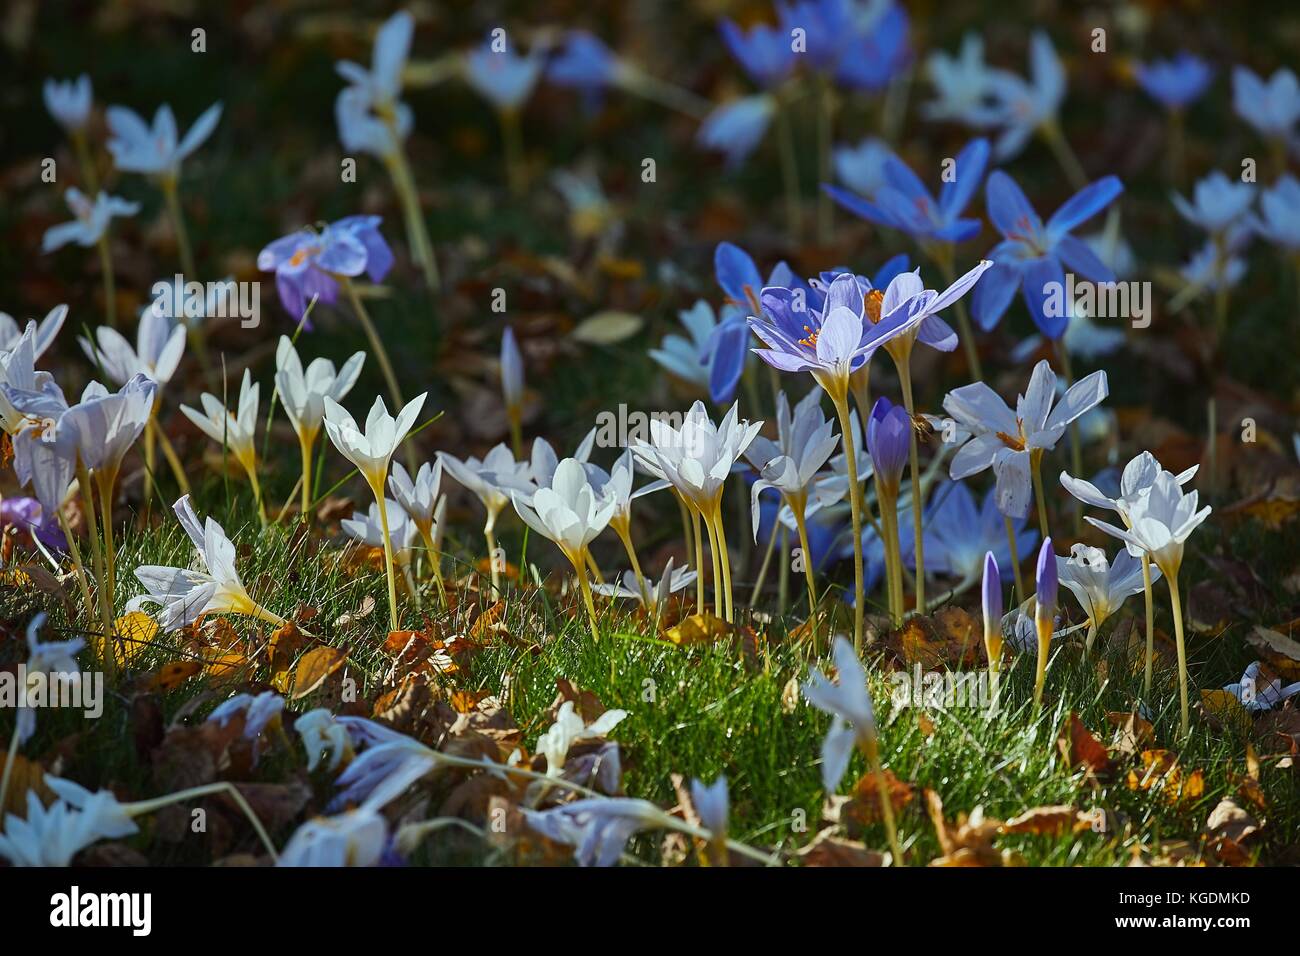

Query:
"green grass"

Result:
[[4, 495, 1297, 867]]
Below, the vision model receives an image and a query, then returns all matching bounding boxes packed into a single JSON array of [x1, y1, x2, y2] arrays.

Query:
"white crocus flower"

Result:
[[276, 337, 365, 516], [13, 613, 85, 745], [342, 498, 419, 565], [78, 308, 186, 388], [745, 390, 839, 620], [0, 783, 137, 867], [1056, 544, 1159, 652], [323, 392, 427, 631], [521, 798, 662, 867], [388, 460, 447, 587], [41, 188, 138, 252], [1060, 451, 1198, 525], [511, 458, 616, 638], [1088, 471, 1211, 735], [181, 369, 264, 519], [106, 102, 223, 178], [278, 807, 388, 867], [127, 495, 284, 632], [1223, 662, 1300, 713], [207, 691, 286, 739], [43, 75, 93, 131], [944, 359, 1108, 519], [63, 374, 157, 486], [630, 400, 762, 622], [690, 776, 730, 861], [584, 448, 668, 602], [438, 443, 533, 594], [297, 709, 354, 773], [0, 304, 66, 357], [536, 701, 628, 779], [592, 557, 696, 613]]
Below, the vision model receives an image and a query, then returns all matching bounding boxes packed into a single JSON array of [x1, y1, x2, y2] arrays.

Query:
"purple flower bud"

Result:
[[1035, 537, 1058, 611], [982, 551, 1002, 630], [866, 396, 910, 488]]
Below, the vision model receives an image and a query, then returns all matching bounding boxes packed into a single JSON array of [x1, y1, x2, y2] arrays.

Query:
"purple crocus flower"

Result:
[[970, 171, 1123, 338], [866, 396, 910, 491], [707, 242, 803, 404], [1136, 53, 1213, 111], [257, 215, 394, 325], [720, 18, 796, 89], [1035, 536, 1058, 612], [921, 479, 1038, 582], [824, 138, 990, 245], [1, 497, 67, 553]]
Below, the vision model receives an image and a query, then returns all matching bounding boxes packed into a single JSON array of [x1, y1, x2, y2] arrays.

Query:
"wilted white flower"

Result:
[[207, 691, 286, 739], [296, 709, 354, 773], [278, 807, 387, 867], [535, 701, 628, 779]]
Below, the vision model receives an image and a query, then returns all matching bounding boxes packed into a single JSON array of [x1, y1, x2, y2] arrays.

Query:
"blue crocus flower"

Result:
[[824, 138, 990, 245], [833, 136, 891, 199], [547, 31, 620, 92], [776, 0, 853, 72], [1258, 175, 1300, 250], [696, 95, 776, 169], [753, 482, 840, 573], [970, 170, 1123, 338], [720, 18, 797, 89], [1232, 66, 1300, 141], [1171, 170, 1255, 234], [708, 242, 801, 403], [918, 479, 1038, 583], [833, 1, 911, 92], [1135, 53, 1213, 110]]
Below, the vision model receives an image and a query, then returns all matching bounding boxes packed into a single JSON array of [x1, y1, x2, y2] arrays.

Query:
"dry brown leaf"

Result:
[[665, 612, 730, 646], [1001, 806, 1080, 836], [0, 751, 53, 818], [290, 645, 350, 700], [1059, 713, 1112, 776]]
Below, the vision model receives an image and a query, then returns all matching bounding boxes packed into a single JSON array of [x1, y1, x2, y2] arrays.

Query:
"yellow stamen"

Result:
[[864, 289, 884, 325]]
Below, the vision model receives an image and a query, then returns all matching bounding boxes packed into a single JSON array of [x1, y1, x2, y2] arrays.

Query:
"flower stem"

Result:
[[484, 512, 501, 599], [1141, 555, 1155, 700], [153, 420, 191, 494], [751, 518, 779, 603], [879, 488, 903, 626], [691, 504, 706, 611], [499, 107, 526, 197], [774, 94, 804, 239], [124, 782, 277, 862], [76, 461, 115, 682], [161, 175, 196, 280], [791, 495, 819, 629], [382, 138, 440, 291], [677, 493, 695, 574], [861, 734, 904, 865], [95, 468, 119, 606], [832, 393, 866, 652], [299, 432, 314, 520], [713, 500, 735, 623], [341, 277, 417, 473], [1040, 118, 1087, 191], [575, 554, 601, 642], [934, 248, 983, 380], [371, 481, 401, 632], [0, 720, 21, 818], [613, 521, 649, 605], [1004, 516, 1025, 601], [1168, 571, 1190, 738], [96, 236, 117, 329], [507, 407, 523, 460], [896, 360, 926, 616], [704, 508, 724, 619], [1030, 449, 1050, 542], [57, 509, 95, 617], [71, 130, 99, 193]]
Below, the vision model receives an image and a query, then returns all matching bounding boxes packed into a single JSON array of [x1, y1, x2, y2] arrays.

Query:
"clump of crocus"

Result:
[[1060, 452, 1195, 697], [181, 369, 265, 523], [803, 636, 904, 864], [275, 336, 365, 518], [1032, 538, 1057, 709], [323, 393, 428, 632], [1086, 471, 1211, 736], [510, 458, 616, 640], [630, 401, 760, 623], [981, 552, 1003, 705]]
